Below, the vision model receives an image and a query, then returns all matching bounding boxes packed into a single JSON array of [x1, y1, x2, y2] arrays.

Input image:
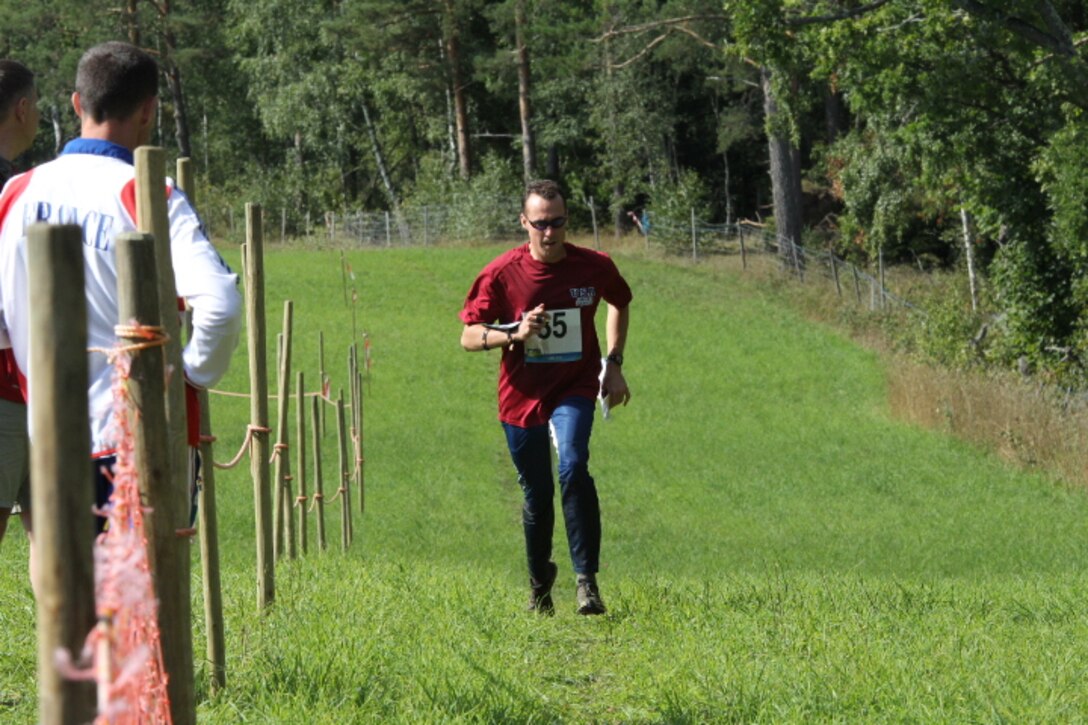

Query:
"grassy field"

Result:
[[3, 242, 1088, 722]]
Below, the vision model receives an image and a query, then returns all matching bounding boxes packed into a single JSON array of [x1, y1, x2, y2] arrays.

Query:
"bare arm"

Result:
[[601, 303, 631, 406], [460, 303, 548, 352]]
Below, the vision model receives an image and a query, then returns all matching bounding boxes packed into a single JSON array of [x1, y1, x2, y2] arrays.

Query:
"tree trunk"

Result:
[[163, 60, 192, 159], [761, 66, 804, 256], [515, 0, 536, 182], [127, 0, 140, 44], [546, 143, 560, 181], [824, 86, 849, 143], [50, 105, 63, 157], [361, 97, 399, 209], [961, 206, 979, 312], [442, 0, 472, 180], [723, 150, 733, 228]]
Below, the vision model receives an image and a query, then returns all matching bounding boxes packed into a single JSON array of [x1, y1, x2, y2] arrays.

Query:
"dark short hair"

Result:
[[523, 179, 565, 211], [0, 60, 35, 122], [75, 42, 159, 123]]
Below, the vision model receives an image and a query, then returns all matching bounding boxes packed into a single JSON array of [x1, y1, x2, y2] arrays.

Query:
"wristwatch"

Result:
[[606, 352, 624, 367]]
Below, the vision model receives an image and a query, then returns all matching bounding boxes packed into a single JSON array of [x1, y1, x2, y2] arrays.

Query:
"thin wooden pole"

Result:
[[878, 246, 887, 311], [340, 250, 348, 306], [349, 346, 364, 515], [274, 301, 296, 561], [296, 371, 308, 556], [135, 148, 194, 725], [196, 385, 226, 692], [357, 370, 365, 515], [246, 203, 274, 609], [336, 393, 351, 550], [385, 210, 391, 247], [274, 334, 284, 561], [311, 395, 327, 551], [691, 207, 697, 262], [739, 227, 748, 270], [29, 224, 96, 725], [176, 157, 195, 208], [318, 331, 327, 437], [176, 162, 226, 695], [852, 263, 862, 305]]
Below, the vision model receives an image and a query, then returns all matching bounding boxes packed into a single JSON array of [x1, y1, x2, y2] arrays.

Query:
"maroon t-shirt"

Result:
[[461, 243, 632, 427]]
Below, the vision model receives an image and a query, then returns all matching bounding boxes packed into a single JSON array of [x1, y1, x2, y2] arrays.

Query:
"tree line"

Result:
[[2, 1, 1087, 379]]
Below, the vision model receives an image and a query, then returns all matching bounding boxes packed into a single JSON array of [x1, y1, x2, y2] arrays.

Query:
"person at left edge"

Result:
[[0, 59, 38, 547], [0, 41, 243, 539]]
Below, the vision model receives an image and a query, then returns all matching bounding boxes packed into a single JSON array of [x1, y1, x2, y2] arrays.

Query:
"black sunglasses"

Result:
[[526, 216, 567, 231]]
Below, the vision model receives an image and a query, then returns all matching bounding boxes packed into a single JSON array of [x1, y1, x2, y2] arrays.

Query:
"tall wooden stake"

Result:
[[135, 148, 195, 725], [176, 158, 226, 694], [336, 393, 351, 550], [318, 331, 327, 437], [29, 224, 96, 725], [357, 370, 365, 514], [296, 371, 308, 556], [311, 395, 327, 551], [246, 203, 274, 609], [272, 301, 296, 561]]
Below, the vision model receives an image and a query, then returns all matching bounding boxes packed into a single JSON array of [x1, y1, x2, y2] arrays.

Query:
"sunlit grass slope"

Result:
[[3, 244, 1087, 722]]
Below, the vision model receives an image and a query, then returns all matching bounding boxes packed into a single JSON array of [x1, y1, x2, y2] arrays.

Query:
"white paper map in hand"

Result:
[[598, 357, 611, 420]]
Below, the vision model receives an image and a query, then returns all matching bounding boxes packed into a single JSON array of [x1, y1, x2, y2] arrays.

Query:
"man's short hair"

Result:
[[75, 42, 159, 123], [523, 179, 565, 211], [0, 60, 35, 122]]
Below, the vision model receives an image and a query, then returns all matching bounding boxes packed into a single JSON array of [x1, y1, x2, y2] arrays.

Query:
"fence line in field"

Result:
[[210, 198, 914, 313]]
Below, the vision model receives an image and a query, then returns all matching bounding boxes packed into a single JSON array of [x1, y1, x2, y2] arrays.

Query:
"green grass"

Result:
[[3, 243, 1088, 722]]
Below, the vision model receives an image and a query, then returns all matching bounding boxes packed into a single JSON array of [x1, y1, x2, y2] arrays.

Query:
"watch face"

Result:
[[608, 353, 623, 366]]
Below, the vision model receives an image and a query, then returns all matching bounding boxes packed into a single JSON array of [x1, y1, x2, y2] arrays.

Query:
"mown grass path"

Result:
[[2, 245, 1087, 722]]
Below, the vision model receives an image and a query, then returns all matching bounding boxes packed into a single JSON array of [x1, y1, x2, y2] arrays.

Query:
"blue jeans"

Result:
[[502, 396, 600, 581]]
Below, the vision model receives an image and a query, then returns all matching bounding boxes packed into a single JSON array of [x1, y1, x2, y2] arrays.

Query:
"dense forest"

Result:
[[2, 1, 1087, 378]]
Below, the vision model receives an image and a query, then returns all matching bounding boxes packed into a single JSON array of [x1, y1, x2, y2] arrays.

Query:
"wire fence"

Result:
[[645, 214, 917, 313], [208, 198, 914, 313]]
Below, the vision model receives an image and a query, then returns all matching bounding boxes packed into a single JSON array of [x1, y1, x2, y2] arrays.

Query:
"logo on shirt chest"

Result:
[[569, 287, 596, 307]]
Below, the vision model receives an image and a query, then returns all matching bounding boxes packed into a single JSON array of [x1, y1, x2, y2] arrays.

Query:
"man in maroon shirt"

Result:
[[460, 179, 632, 615]]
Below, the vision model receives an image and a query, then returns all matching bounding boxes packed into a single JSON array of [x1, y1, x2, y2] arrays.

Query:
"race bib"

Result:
[[524, 308, 582, 363]]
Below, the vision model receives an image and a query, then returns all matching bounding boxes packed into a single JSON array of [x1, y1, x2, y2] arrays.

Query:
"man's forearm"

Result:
[[606, 304, 629, 356]]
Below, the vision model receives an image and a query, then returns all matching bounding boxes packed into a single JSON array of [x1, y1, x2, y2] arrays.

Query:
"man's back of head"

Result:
[[75, 42, 158, 124], [0, 60, 34, 124]]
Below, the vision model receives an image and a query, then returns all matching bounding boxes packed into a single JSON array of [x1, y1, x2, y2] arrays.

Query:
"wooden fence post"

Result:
[[336, 393, 351, 550], [318, 331, 327, 437], [831, 253, 843, 298], [176, 158, 195, 208], [272, 301, 295, 561], [246, 203, 274, 610], [878, 246, 887, 311], [691, 207, 697, 262], [851, 263, 862, 305], [357, 370, 365, 515], [29, 224, 96, 725], [176, 158, 226, 695], [311, 395, 327, 551], [739, 226, 748, 270], [296, 371, 308, 556], [135, 148, 195, 725]]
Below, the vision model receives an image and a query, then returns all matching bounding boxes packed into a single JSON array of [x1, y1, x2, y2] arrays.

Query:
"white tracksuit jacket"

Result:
[[0, 139, 242, 454]]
